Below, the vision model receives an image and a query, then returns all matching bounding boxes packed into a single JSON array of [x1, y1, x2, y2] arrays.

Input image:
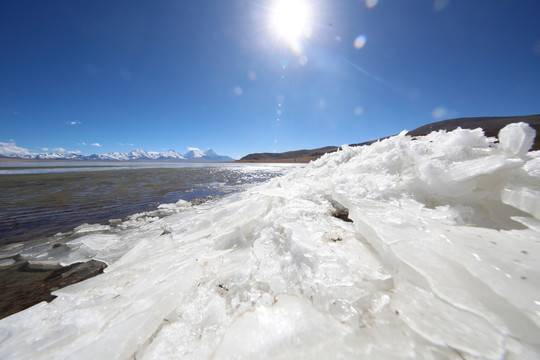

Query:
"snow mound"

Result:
[[1, 123, 539, 359]]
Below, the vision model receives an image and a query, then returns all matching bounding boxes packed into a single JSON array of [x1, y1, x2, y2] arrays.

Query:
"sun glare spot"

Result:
[[270, 0, 312, 54]]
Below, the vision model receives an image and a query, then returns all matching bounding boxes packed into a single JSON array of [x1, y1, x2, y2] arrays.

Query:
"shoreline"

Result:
[[0, 260, 106, 320], [0, 165, 293, 319]]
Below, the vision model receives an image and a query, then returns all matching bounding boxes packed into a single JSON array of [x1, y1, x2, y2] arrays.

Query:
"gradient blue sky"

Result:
[[1, 0, 540, 159]]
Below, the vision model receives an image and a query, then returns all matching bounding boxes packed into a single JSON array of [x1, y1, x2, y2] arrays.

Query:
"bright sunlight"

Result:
[[269, 0, 312, 54]]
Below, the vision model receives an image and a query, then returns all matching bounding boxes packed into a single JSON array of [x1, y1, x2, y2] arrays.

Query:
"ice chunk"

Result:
[[0, 258, 16, 267], [60, 244, 97, 266], [213, 294, 351, 359], [176, 199, 191, 207], [498, 122, 536, 157], [19, 243, 51, 259], [502, 185, 540, 219], [0, 243, 24, 259], [157, 199, 191, 213], [393, 282, 504, 358], [73, 223, 111, 234], [28, 245, 72, 266], [79, 234, 118, 251]]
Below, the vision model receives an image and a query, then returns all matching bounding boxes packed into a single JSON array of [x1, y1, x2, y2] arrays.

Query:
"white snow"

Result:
[[2, 147, 234, 161], [183, 147, 206, 159], [1, 123, 539, 359]]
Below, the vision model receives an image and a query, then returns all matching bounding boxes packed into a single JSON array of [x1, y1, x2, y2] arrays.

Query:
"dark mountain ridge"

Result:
[[238, 114, 540, 163]]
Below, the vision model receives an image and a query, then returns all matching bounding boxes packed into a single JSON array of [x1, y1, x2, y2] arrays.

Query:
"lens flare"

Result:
[[366, 0, 379, 9], [354, 35, 367, 49], [433, 0, 450, 11], [431, 107, 447, 119]]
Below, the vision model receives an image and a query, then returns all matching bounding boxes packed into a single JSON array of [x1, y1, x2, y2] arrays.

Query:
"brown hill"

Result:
[[238, 146, 339, 163], [237, 114, 540, 163]]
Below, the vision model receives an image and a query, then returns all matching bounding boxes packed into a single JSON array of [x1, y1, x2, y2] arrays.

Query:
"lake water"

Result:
[[0, 162, 296, 247]]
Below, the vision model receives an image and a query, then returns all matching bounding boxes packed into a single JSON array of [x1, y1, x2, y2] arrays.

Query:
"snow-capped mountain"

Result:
[[183, 147, 206, 159], [3, 148, 234, 162], [183, 148, 233, 162]]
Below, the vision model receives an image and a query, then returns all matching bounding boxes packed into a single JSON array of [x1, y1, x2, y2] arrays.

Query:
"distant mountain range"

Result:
[[238, 114, 540, 163], [0, 147, 235, 162]]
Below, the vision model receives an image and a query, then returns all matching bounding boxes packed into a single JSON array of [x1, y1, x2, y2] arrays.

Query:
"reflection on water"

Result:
[[0, 161, 280, 175], [0, 164, 294, 246]]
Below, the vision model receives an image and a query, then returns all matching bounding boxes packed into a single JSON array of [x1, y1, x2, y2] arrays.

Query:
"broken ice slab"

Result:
[[28, 245, 73, 266], [72, 223, 111, 235], [502, 185, 540, 219], [0, 243, 24, 259], [19, 243, 52, 259], [0, 259, 16, 267], [78, 234, 119, 251]]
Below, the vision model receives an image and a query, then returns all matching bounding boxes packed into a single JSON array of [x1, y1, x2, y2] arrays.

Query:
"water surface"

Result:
[[0, 163, 295, 246]]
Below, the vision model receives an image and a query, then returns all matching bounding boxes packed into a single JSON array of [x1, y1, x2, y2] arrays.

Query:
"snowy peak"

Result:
[[183, 147, 206, 159], [182, 147, 234, 162], [204, 148, 218, 157], [161, 149, 184, 159], [127, 149, 151, 159], [1, 147, 233, 162]]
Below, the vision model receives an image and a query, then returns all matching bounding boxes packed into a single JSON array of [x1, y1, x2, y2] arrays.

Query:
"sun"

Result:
[[269, 0, 312, 53]]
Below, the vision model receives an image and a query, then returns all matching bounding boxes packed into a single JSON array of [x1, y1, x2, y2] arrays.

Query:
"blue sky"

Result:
[[1, 0, 540, 159]]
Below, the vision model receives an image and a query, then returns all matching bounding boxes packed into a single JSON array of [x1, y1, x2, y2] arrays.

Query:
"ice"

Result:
[[73, 223, 112, 234], [498, 122, 536, 157], [1, 123, 539, 359], [0, 258, 16, 267], [0, 243, 23, 260], [28, 244, 72, 266], [213, 294, 352, 359], [501, 185, 540, 219]]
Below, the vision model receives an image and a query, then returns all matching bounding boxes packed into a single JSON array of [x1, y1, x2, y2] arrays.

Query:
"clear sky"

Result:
[[1, 0, 540, 159]]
